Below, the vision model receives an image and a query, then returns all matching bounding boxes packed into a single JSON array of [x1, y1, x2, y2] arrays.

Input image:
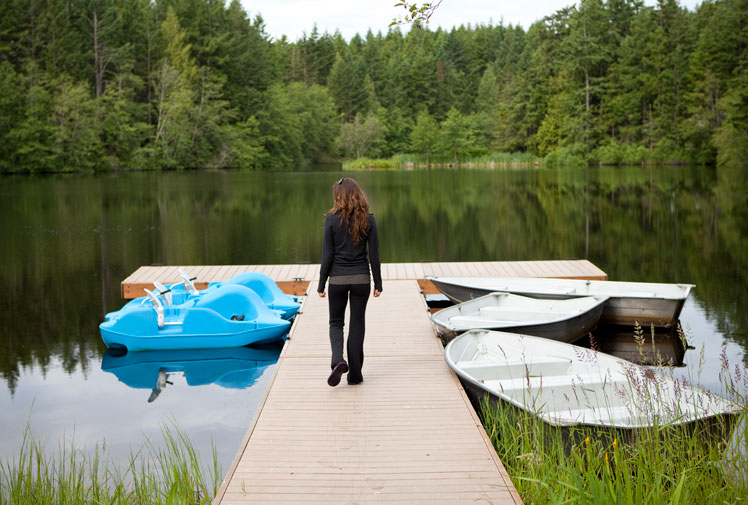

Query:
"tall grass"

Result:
[[0, 423, 220, 505], [342, 152, 540, 170], [478, 332, 748, 505]]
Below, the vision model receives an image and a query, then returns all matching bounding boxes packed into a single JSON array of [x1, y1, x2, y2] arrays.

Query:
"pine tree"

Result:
[[0, 62, 26, 171], [50, 75, 102, 169], [327, 49, 372, 120], [410, 108, 439, 166], [438, 107, 477, 161]]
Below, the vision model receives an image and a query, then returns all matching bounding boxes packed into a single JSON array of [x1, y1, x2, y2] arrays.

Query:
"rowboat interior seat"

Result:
[[454, 357, 572, 381], [477, 307, 571, 319], [449, 316, 527, 326], [452, 312, 561, 324], [489, 374, 632, 410]]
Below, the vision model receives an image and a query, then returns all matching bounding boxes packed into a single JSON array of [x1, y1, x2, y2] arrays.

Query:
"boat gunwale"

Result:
[[427, 276, 695, 302], [431, 292, 609, 333]]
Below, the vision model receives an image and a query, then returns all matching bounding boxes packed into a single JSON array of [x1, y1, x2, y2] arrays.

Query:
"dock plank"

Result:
[[184, 265, 206, 283], [521, 260, 545, 277], [125, 266, 150, 284], [299, 263, 316, 281], [264, 264, 279, 280], [393, 262, 405, 279], [574, 259, 606, 279], [463, 261, 481, 277]]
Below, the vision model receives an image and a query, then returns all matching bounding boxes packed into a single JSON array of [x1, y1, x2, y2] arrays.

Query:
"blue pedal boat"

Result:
[[213, 272, 301, 320], [100, 284, 290, 352], [101, 346, 280, 402], [122, 270, 301, 321]]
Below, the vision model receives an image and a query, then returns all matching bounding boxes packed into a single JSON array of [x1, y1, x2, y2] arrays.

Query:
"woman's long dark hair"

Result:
[[329, 178, 370, 244]]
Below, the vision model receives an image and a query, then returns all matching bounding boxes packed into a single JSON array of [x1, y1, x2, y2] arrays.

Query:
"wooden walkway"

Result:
[[122, 259, 607, 298], [213, 280, 522, 505]]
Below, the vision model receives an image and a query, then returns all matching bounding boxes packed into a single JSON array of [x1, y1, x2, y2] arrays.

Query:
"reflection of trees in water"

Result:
[[0, 167, 746, 392]]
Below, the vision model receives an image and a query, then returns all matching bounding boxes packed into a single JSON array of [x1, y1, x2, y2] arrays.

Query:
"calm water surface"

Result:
[[1, 167, 746, 474]]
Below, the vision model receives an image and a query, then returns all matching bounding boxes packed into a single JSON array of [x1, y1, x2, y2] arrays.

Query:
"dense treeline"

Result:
[[1, 0, 747, 172]]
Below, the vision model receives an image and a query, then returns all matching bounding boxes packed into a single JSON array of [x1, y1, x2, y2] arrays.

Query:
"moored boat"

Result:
[[428, 276, 694, 327], [445, 329, 742, 430], [430, 292, 607, 343], [100, 284, 290, 351], [117, 270, 301, 321]]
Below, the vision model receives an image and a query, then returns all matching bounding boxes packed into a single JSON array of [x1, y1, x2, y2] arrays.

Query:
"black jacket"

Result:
[[318, 213, 382, 292]]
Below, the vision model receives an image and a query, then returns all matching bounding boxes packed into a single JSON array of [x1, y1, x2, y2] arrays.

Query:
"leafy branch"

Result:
[[389, 1, 443, 26]]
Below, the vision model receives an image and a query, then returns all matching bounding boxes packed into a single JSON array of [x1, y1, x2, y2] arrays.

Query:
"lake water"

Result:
[[1, 167, 746, 476]]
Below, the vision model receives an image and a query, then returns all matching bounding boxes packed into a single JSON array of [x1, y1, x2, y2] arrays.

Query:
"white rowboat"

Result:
[[430, 292, 608, 343], [445, 329, 742, 430], [428, 276, 694, 327]]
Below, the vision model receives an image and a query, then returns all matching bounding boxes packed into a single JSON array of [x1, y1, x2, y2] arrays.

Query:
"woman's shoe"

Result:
[[347, 377, 363, 385], [327, 362, 349, 387]]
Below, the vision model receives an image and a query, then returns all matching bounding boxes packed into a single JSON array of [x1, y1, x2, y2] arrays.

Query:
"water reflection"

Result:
[[579, 324, 689, 367], [102, 344, 282, 403]]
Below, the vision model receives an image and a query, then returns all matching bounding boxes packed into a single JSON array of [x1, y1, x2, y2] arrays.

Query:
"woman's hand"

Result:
[[318, 291, 326, 298], [373, 289, 381, 297]]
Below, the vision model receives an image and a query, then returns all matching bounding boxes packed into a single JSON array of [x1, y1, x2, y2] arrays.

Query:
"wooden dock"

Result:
[[119, 260, 609, 504], [213, 280, 522, 505], [121, 259, 607, 298]]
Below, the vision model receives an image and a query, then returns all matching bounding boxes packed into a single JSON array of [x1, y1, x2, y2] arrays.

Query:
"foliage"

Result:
[[257, 82, 339, 169], [409, 109, 440, 165], [1, 0, 747, 171], [438, 107, 480, 161], [342, 157, 402, 170], [390, 1, 444, 27], [336, 113, 386, 159]]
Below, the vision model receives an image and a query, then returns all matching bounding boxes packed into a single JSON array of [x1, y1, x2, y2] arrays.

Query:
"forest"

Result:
[[1, 0, 747, 172]]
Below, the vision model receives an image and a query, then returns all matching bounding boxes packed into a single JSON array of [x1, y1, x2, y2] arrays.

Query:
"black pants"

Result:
[[328, 283, 370, 382]]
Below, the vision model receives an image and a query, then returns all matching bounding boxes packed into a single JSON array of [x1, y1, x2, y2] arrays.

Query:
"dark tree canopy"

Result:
[[1, 0, 747, 172]]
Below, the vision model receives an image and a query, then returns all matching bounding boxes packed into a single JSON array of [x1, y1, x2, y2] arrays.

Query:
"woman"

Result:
[[317, 177, 382, 387]]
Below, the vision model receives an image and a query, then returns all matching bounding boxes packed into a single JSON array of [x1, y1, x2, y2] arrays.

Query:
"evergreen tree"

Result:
[[410, 109, 439, 165], [98, 66, 149, 168], [327, 49, 372, 120], [474, 66, 500, 149], [152, 7, 198, 166], [564, 0, 611, 146], [50, 75, 102, 169], [0, 62, 26, 171], [8, 70, 57, 172], [376, 106, 413, 156], [438, 107, 477, 161]]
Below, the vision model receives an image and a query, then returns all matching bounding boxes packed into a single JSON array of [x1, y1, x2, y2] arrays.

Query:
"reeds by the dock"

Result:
[[0, 423, 219, 505], [479, 334, 748, 505]]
